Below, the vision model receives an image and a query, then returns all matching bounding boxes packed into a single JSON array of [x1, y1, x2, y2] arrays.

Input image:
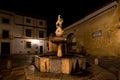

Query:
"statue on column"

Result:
[[55, 15, 64, 37], [51, 15, 67, 57]]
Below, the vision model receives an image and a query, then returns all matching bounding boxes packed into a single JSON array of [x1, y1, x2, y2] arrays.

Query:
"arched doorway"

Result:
[[67, 33, 76, 53]]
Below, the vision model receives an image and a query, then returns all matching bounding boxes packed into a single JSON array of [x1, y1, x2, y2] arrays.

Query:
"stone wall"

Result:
[[64, 3, 120, 57]]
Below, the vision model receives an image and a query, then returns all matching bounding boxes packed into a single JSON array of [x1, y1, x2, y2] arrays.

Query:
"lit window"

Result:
[[26, 42, 31, 48], [2, 18, 10, 24], [25, 29, 32, 37]]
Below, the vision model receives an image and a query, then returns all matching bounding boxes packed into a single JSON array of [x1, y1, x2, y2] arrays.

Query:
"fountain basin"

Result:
[[51, 36, 67, 43], [50, 36, 67, 57], [34, 55, 86, 74]]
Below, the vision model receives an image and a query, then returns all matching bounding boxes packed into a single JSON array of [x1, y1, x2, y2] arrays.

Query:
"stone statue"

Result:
[[55, 15, 64, 37], [56, 15, 63, 28]]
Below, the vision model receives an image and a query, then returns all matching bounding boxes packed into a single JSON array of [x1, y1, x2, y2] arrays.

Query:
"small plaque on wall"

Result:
[[92, 30, 102, 38]]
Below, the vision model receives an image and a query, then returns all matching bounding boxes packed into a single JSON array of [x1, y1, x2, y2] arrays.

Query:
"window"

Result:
[[25, 29, 32, 37], [2, 30, 9, 38], [39, 21, 43, 25], [39, 31, 44, 38], [26, 18, 31, 23], [2, 18, 10, 24], [26, 42, 31, 48]]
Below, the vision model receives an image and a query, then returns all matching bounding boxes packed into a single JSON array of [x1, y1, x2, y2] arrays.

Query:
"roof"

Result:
[[15, 12, 47, 20], [0, 9, 47, 20], [64, 1, 117, 31]]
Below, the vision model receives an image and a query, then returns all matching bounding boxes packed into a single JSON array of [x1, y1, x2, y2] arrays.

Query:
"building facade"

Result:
[[63, 1, 120, 57], [0, 10, 48, 55]]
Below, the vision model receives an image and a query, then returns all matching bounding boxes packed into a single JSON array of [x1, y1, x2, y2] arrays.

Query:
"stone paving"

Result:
[[0, 64, 117, 80]]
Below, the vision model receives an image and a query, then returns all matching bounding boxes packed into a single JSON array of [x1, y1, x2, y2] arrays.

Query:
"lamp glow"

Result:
[[32, 39, 39, 44]]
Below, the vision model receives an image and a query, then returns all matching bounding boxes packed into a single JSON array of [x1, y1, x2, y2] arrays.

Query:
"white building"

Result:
[[0, 10, 48, 55]]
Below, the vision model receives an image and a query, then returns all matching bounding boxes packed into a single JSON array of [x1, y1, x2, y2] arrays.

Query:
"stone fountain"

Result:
[[34, 15, 86, 74]]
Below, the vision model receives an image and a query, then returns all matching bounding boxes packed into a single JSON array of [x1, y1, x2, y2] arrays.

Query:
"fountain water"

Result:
[[34, 15, 86, 74]]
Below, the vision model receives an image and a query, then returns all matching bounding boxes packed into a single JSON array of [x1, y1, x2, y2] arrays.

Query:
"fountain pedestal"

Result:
[[57, 43, 62, 57], [51, 36, 67, 57]]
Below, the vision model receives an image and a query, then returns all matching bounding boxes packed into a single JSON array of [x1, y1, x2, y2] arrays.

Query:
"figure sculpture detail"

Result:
[[56, 15, 63, 28], [55, 15, 64, 37]]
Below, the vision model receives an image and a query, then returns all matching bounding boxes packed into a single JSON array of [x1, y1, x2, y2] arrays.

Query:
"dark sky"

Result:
[[0, 0, 115, 36]]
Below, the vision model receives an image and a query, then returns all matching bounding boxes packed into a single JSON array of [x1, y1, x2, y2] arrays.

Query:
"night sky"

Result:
[[0, 0, 115, 36]]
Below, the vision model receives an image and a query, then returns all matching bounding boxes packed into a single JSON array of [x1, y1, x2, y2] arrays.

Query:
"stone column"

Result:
[[57, 43, 62, 57]]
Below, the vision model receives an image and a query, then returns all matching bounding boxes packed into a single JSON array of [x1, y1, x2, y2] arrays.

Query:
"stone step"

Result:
[[88, 65, 117, 80]]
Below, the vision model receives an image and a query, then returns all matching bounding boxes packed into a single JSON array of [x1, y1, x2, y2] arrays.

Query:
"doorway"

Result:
[[1, 42, 10, 55], [40, 46, 43, 54]]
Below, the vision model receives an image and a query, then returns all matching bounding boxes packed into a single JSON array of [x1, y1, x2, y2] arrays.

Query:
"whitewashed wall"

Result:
[[12, 38, 48, 54]]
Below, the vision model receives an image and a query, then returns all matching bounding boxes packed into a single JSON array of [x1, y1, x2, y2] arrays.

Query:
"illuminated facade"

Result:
[[63, 1, 120, 57], [0, 10, 48, 55]]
